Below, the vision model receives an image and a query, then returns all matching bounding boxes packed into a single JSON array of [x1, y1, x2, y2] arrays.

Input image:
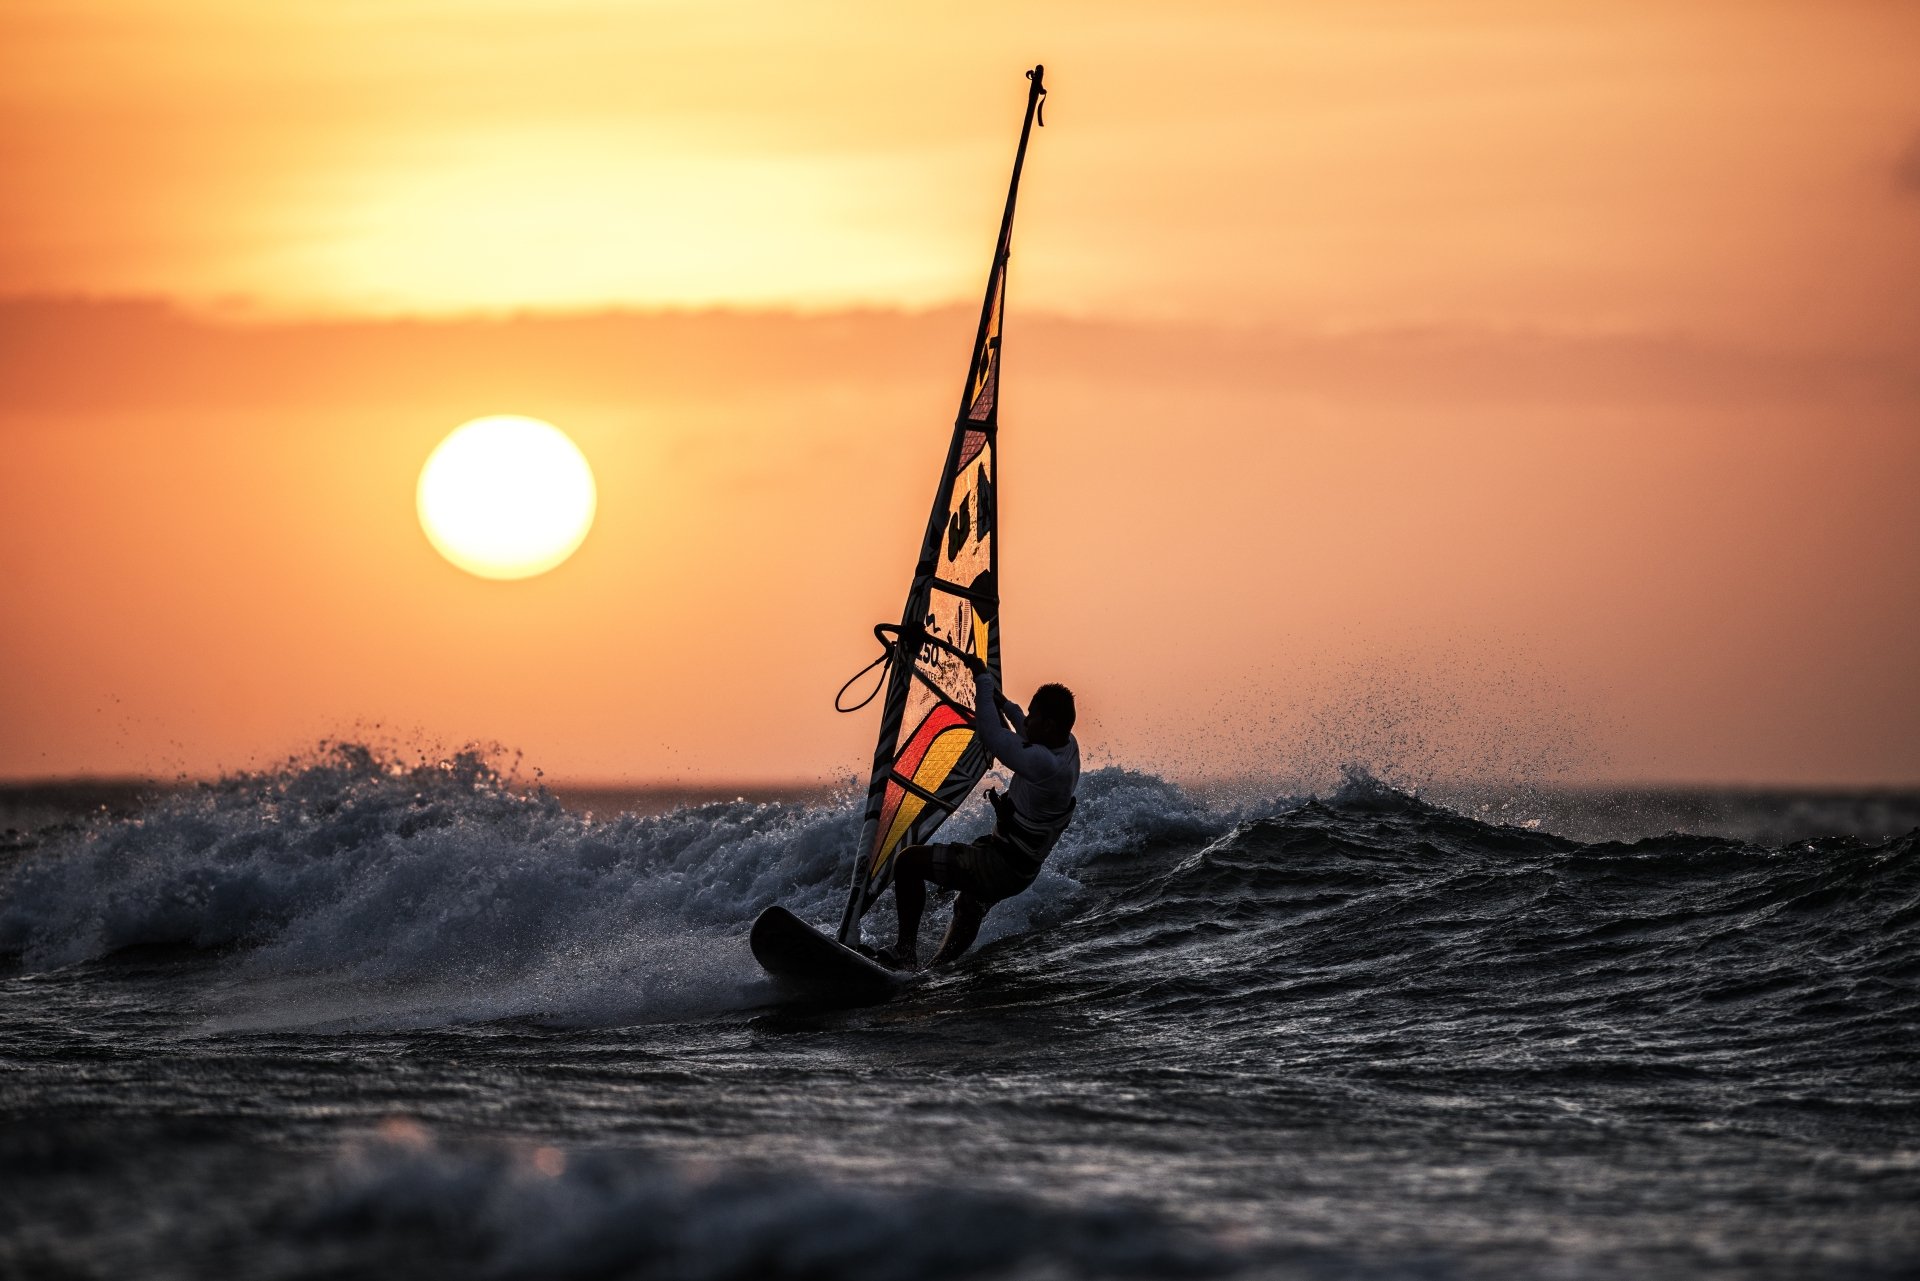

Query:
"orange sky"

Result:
[[3, 2, 1917, 786]]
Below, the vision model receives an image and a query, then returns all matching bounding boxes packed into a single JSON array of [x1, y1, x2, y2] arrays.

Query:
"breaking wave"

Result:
[[290, 1121, 1231, 1280], [2, 743, 1915, 1057], [0, 745, 1260, 1027]]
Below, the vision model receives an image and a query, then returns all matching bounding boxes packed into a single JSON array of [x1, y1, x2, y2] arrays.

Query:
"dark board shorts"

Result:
[[922, 832, 1043, 905]]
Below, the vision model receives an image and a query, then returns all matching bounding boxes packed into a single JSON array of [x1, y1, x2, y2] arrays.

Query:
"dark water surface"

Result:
[[3, 752, 1917, 1279]]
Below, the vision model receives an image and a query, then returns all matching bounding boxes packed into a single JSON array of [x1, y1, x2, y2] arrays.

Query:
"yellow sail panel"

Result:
[[873, 720, 977, 875], [877, 791, 928, 874]]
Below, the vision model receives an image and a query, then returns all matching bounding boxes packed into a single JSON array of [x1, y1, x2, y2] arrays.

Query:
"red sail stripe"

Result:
[[870, 703, 968, 858]]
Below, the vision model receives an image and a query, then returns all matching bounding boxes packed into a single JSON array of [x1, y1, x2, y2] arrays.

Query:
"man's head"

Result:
[[1026, 683, 1076, 749]]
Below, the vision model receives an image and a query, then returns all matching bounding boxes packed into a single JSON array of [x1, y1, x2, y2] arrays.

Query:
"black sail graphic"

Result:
[[836, 66, 1046, 943]]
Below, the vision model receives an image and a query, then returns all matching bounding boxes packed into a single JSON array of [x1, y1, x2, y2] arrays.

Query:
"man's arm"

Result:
[[997, 691, 1028, 735], [971, 667, 1061, 782]]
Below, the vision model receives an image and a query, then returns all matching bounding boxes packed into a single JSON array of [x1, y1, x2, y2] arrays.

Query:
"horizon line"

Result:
[[6, 773, 1919, 795]]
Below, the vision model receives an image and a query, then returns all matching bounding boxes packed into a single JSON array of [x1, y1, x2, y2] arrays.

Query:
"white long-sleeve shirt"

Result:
[[973, 668, 1080, 836]]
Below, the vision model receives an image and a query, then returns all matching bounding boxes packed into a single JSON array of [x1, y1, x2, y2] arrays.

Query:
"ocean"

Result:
[[2, 746, 1916, 1279]]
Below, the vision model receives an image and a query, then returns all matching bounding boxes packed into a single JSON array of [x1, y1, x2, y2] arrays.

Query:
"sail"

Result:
[[836, 66, 1046, 943]]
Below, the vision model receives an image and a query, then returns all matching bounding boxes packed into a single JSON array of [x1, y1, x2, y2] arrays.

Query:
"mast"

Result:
[[835, 66, 1047, 944], [955, 63, 1045, 423]]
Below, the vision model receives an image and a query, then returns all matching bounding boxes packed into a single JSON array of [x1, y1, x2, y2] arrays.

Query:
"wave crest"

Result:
[[294, 1122, 1233, 1280]]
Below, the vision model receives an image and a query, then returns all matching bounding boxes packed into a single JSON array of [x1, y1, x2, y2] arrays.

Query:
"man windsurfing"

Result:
[[879, 660, 1080, 971]]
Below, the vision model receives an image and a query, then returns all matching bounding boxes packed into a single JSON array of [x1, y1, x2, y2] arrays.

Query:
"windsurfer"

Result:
[[881, 662, 1080, 971]]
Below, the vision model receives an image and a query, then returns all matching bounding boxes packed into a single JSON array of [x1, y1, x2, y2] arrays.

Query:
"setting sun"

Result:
[[416, 415, 597, 580]]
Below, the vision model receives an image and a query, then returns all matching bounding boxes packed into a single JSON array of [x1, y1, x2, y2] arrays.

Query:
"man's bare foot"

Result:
[[874, 945, 920, 973]]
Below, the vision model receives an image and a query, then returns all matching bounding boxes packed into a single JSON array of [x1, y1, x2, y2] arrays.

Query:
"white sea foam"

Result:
[[0, 746, 1263, 1029]]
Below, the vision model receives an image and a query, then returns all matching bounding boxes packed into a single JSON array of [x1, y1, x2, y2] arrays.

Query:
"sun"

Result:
[[417, 416, 597, 580]]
